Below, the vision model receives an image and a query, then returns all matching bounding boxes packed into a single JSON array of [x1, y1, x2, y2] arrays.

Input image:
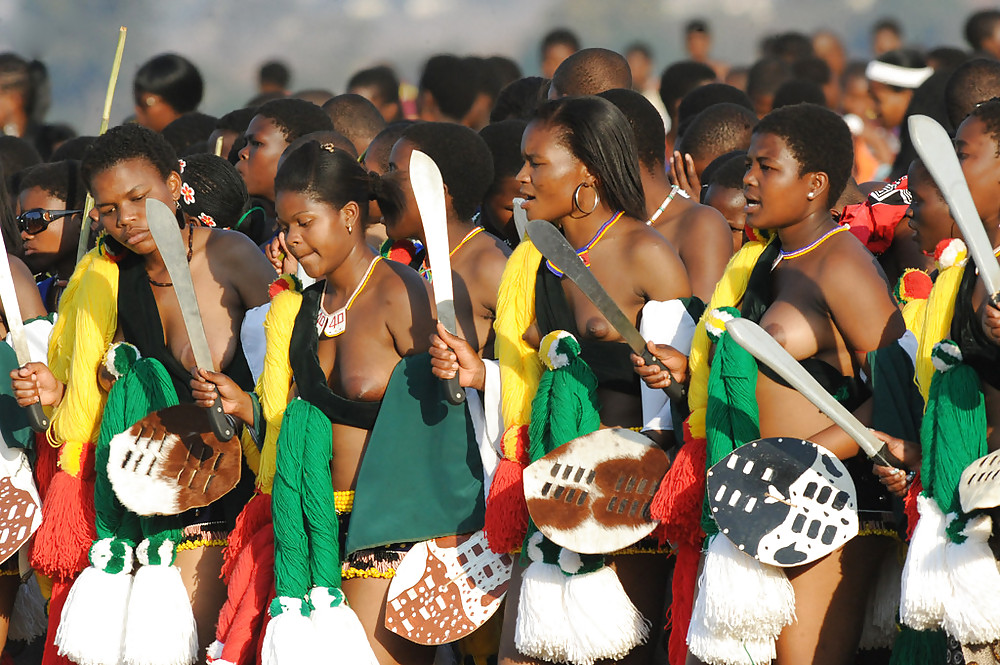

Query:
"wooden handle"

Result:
[[640, 347, 686, 402]]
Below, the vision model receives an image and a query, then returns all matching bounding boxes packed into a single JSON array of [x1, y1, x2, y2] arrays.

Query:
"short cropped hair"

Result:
[[402, 122, 494, 219]]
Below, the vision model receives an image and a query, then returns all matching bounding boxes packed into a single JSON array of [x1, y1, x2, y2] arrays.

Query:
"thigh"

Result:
[[342, 575, 437, 665], [776, 536, 892, 665], [175, 544, 228, 661]]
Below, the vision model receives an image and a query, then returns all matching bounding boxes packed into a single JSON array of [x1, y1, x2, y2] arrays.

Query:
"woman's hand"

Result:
[[10, 362, 63, 408], [429, 323, 486, 391], [190, 368, 254, 426], [631, 341, 688, 391], [266, 232, 298, 275], [982, 300, 1000, 346], [670, 151, 701, 200], [870, 429, 920, 497]]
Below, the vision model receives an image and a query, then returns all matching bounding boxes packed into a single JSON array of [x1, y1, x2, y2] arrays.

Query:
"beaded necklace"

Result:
[[772, 225, 847, 269], [317, 256, 382, 337], [646, 186, 681, 226], [421, 226, 484, 283], [546, 210, 624, 277]]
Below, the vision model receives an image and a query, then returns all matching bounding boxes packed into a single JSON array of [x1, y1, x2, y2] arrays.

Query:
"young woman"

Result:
[[10, 123, 275, 658], [192, 142, 438, 665], [642, 103, 906, 665]]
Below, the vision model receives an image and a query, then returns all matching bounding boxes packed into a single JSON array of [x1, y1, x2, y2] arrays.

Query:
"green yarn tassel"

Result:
[[920, 342, 986, 542], [299, 399, 343, 591], [888, 626, 947, 665]]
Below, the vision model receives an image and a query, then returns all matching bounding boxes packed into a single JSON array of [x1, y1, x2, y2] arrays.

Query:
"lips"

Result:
[[125, 229, 150, 245], [743, 191, 761, 214]]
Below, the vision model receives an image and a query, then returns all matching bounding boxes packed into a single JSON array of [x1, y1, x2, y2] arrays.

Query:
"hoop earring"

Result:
[[573, 183, 599, 215]]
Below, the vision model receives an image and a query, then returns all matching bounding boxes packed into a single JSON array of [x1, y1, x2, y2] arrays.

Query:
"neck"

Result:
[[775, 211, 837, 252], [324, 243, 376, 293], [641, 168, 672, 213], [417, 214, 474, 266], [560, 204, 619, 248]]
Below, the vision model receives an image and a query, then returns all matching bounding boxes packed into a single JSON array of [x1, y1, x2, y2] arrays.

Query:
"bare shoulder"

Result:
[[621, 219, 683, 266], [818, 229, 889, 288], [378, 257, 432, 306], [465, 230, 510, 287], [678, 201, 731, 243], [620, 219, 691, 299]]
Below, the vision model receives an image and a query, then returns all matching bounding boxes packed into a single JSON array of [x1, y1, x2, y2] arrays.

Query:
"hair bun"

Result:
[[366, 170, 383, 201]]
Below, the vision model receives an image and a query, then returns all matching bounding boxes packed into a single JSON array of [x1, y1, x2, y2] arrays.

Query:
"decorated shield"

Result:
[[707, 437, 859, 567], [384, 529, 512, 645], [0, 444, 41, 566], [523, 428, 669, 555], [108, 403, 242, 516]]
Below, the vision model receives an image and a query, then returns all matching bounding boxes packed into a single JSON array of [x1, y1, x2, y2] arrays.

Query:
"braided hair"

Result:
[[177, 153, 250, 230]]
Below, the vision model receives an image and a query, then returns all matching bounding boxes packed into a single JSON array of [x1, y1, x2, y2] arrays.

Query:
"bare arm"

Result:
[[629, 226, 692, 304], [213, 229, 277, 309], [676, 207, 733, 303], [7, 254, 46, 323], [385, 263, 436, 357]]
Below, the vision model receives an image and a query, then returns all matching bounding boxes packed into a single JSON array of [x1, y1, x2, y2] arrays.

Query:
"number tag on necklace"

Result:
[[317, 305, 347, 337]]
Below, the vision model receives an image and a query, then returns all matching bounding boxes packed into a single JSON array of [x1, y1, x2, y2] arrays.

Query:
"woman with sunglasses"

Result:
[[15, 160, 86, 312], [10, 124, 275, 661]]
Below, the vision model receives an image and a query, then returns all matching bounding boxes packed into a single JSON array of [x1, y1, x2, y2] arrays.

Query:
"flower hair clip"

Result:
[[198, 213, 216, 228], [180, 183, 196, 205]]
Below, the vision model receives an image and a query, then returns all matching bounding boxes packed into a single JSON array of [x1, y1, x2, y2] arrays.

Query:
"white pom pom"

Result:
[[56, 566, 133, 665], [557, 548, 584, 574], [900, 496, 949, 630], [942, 514, 1000, 644], [8, 574, 48, 643], [123, 564, 198, 665], [205, 640, 224, 661], [562, 565, 650, 665], [308, 588, 378, 665], [261, 598, 320, 665], [515, 560, 572, 663]]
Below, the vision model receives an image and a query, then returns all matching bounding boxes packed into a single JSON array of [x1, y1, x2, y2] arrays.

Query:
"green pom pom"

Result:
[[104, 342, 141, 379], [931, 339, 962, 373], [704, 306, 740, 343], [89, 537, 135, 575], [539, 330, 581, 370]]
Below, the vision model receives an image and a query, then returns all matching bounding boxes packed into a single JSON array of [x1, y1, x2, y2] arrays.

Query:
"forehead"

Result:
[[246, 114, 283, 139], [522, 120, 567, 153], [748, 131, 795, 161], [956, 115, 991, 144], [19, 186, 65, 207], [91, 156, 164, 189]]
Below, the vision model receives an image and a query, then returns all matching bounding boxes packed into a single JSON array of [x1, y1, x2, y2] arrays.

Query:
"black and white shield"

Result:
[[706, 437, 859, 567]]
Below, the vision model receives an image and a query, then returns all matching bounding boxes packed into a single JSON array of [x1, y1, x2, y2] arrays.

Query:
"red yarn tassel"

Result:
[[33, 433, 58, 500], [222, 493, 272, 582], [668, 542, 701, 665], [218, 531, 275, 665], [40, 578, 74, 665], [651, 424, 707, 547], [30, 471, 96, 580], [484, 458, 529, 554], [903, 473, 923, 542]]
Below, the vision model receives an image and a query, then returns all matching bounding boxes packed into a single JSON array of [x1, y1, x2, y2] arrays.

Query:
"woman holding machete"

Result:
[[10, 124, 275, 660], [639, 103, 908, 665], [191, 141, 448, 665]]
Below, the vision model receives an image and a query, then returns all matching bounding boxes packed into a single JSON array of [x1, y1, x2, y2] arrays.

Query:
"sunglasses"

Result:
[[16, 208, 83, 235]]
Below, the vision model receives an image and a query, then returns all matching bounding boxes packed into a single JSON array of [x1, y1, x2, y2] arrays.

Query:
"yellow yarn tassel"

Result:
[[687, 239, 772, 438], [915, 240, 967, 405], [251, 284, 302, 494], [495, 239, 544, 432], [48, 247, 119, 460]]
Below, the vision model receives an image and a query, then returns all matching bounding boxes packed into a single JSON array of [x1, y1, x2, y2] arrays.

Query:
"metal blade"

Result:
[[409, 149, 465, 405], [724, 318, 903, 468], [512, 198, 528, 241], [909, 115, 1000, 301], [527, 219, 684, 401], [145, 199, 215, 372]]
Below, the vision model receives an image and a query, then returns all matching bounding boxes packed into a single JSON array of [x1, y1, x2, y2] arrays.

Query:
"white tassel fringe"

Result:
[[941, 514, 1000, 645], [515, 560, 573, 663], [8, 574, 47, 642], [687, 628, 776, 665], [309, 587, 378, 665], [900, 496, 949, 630], [858, 542, 903, 650], [56, 566, 133, 665], [562, 565, 650, 665], [261, 598, 320, 665], [123, 565, 198, 665]]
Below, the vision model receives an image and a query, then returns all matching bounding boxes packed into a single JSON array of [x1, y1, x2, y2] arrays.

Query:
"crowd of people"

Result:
[[0, 7, 995, 665]]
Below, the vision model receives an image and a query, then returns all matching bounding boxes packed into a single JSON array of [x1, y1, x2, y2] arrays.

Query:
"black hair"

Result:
[[966, 97, 1000, 156], [677, 83, 754, 129], [677, 103, 757, 164], [18, 160, 87, 210], [364, 120, 417, 174], [402, 122, 495, 220], [419, 55, 479, 121], [0, 135, 41, 195], [177, 153, 249, 229], [541, 28, 581, 55], [873, 18, 903, 38], [286, 130, 358, 160], [465, 56, 504, 100], [772, 80, 827, 109], [215, 107, 258, 135], [487, 56, 523, 89], [702, 150, 747, 194], [322, 94, 386, 153], [762, 32, 814, 62], [890, 70, 953, 179], [480, 119, 528, 181], [133, 54, 204, 114], [685, 19, 709, 36], [965, 10, 1000, 52], [0, 54, 49, 124], [747, 57, 793, 102], [753, 103, 853, 208], [945, 58, 1000, 128], [532, 96, 647, 222], [160, 112, 218, 155], [49, 136, 95, 163], [35, 123, 76, 161], [551, 48, 632, 97], [928, 47, 970, 72], [490, 77, 551, 123], [274, 141, 373, 224], [598, 88, 666, 171], [659, 61, 716, 114], [80, 123, 179, 188], [254, 98, 333, 143], [347, 65, 400, 105], [625, 42, 653, 60], [0, 163, 19, 257], [792, 56, 832, 86], [259, 60, 291, 89]]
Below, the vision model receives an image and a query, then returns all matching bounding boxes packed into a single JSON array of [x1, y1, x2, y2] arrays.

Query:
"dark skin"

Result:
[[192, 188, 436, 665], [647, 131, 906, 665], [703, 183, 747, 253], [16, 186, 82, 285], [11, 156, 275, 656], [644, 157, 733, 303], [488, 119, 689, 665], [382, 138, 511, 356], [237, 115, 288, 203], [134, 92, 182, 133]]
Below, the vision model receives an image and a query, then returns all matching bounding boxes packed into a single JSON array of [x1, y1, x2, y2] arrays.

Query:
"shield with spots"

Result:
[[523, 427, 670, 554], [707, 437, 859, 567], [384, 529, 512, 645]]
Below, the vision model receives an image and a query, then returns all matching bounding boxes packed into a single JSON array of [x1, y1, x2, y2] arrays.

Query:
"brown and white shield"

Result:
[[0, 444, 41, 566], [384, 529, 512, 645], [523, 427, 669, 555], [107, 403, 242, 516]]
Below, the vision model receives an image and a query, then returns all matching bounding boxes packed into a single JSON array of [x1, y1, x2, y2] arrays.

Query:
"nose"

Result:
[[238, 143, 250, 161], [516, 161, 530, 184]]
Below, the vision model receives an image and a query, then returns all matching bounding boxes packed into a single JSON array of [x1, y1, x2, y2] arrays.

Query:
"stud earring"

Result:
[[807, 192, 815, 200]]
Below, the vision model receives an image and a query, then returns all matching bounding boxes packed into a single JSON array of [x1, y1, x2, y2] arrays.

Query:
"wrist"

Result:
[[235, 391, 254, 427], [468, 359, 486, 391], [50, 381, 65, 408]]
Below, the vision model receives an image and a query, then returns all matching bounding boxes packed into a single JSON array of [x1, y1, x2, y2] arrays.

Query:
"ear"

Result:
[[341, 200, 361, 229], [166, 170, 182, 201], [808, 171, 829, 202]]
